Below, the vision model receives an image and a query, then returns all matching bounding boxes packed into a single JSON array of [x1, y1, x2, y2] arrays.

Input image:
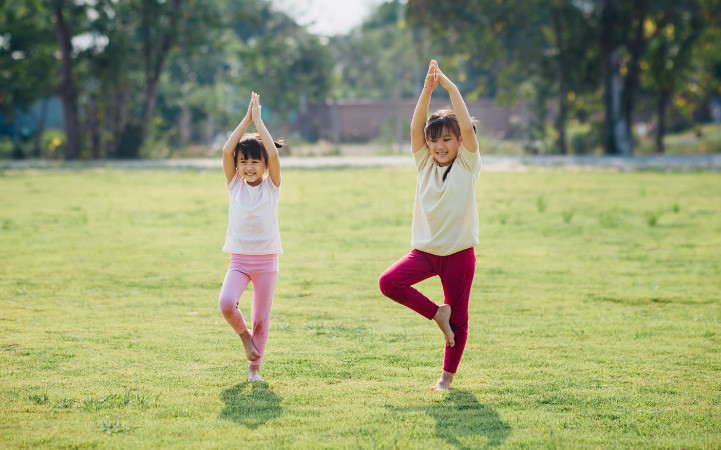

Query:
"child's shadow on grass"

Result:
[[390, 390, 511, 448], [219, 382, 282, 428]]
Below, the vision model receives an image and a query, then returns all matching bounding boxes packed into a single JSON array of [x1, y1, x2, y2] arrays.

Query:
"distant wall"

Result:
[[288, 98, 533, 143]]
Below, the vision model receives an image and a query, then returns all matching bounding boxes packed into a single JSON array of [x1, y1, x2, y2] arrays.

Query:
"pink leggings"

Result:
[[218, 254, 278, 365], [379, 247, 476, 373]]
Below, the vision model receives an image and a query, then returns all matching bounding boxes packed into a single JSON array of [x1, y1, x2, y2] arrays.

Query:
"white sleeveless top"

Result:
[[222, 173, 282, 255], [411, 144, 481, 256]]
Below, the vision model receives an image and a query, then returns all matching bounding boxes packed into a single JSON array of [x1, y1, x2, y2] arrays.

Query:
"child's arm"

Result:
[[433, 62, 478, 153], [222, 97, 253, 184], [251, 92, 281, 187], [410, 61, 440, 153]]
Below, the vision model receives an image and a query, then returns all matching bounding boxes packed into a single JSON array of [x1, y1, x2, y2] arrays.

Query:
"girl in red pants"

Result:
[[379, 60, 480, 391]]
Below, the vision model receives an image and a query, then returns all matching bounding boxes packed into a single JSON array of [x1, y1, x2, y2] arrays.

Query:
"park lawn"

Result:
[[0, 166, 720, 448]]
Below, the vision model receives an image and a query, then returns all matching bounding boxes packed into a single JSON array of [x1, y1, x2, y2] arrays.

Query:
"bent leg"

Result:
[[218, 269, 251, 334], [248, 270, 278, 365], [438, 248, 476, 373], [379, 250, 439, 320]]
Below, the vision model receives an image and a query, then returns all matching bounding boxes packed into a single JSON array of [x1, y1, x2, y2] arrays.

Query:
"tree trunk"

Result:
[[88, 89, 100, 159], [622, 9, 646, 153], [179, 103, 191, 149], [552, 5, 568, 155], [600, 0, 632, 156], [53, 2, 81, 160], [655, 89, 670, 154], [140, 0, 183, 146], [107, 82, 132, 157]]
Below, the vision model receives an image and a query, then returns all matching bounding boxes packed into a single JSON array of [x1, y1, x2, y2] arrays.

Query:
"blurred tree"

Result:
[[689, 1, 721, 122], [329, 0, 421, 100], [135, 0, 238, 155], [641, 0, 707, 152], [101, 0, 242, 158], [76, 0, 134, 158], [231, 4, 333, 126], [51, 0, 88, 159], [0, 0, 59, 157], [598, 0, 653, 156], [407, 0, 599, 154]]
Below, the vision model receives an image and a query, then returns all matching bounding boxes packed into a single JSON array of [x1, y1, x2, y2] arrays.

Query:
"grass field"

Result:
[[1, 166, 720, 448]]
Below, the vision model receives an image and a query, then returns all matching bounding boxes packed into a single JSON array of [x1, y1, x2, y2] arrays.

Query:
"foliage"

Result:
[[229, 4, 333, 127], [1, 0, 720, 158], [0, 0, 58, 114], [407, 0, 721, 155], [0, 0, 333, 159], [328, 0, 423, 100]]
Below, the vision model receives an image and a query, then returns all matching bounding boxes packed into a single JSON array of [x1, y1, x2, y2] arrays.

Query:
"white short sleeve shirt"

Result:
[[411, 144, 481, 256], [222, 173, 283, 255]]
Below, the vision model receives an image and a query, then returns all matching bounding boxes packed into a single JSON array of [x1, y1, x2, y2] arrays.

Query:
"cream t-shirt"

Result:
[[222, 173, 282, 255], [411, 144, 481, 256]]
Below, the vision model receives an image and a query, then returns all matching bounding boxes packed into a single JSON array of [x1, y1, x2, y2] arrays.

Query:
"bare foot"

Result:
[[239, 330, 260, 361], [431, 370, 454, 391], [433, 304, 455, 347], [247, 363, 263, 382]]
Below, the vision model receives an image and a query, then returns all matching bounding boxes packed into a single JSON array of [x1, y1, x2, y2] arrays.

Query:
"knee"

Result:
[[378, 272, 397, 297], [218, 296, 237, 315]]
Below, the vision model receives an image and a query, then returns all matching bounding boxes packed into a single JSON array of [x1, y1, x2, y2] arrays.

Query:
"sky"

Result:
[[270, 0, 389, 36]]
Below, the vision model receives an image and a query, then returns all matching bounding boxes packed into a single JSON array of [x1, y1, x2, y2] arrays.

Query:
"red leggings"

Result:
[[379, 247, 476, 373]]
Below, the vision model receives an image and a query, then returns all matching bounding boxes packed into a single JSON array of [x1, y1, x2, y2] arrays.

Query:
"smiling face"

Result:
[[427, 126, 462, 167], [235, 134, 269, 186], [237, 157, 266, 186]]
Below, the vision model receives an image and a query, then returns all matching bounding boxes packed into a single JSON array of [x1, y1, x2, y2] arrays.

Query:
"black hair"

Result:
[[424, 108, 477, 141], [234, 133, 284, 168], [424, 109, 477, 182]]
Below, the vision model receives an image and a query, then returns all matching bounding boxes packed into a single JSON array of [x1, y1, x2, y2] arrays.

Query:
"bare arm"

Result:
[[433, 63, 478, 152], [411, 61, 440, 153], [222, 98, 253, 184], [251, 92, 281, 187]]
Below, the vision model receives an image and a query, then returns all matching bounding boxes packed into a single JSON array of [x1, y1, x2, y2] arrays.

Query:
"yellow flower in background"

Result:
[[49, 137, 62, 152]]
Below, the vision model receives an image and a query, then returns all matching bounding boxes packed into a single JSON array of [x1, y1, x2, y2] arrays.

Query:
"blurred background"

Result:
[[1, 0, 720, 160]]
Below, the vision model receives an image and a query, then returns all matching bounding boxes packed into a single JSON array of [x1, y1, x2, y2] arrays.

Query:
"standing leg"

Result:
[[218, 268, 260, 361], [434, 248, 476, 390], [440, 248, 476, 373], [248, 270, 278, 367], [379, 250, 439, 319]]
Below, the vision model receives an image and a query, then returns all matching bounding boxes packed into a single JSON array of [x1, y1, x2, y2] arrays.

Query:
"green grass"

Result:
[[1, 167, 720, 448]]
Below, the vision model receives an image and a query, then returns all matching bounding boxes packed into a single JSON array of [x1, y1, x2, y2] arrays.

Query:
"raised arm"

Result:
[[411, 61, 440, 153], [251, 92, 281, 187], [222, 97, 253, 184], [433, 62, 478, 153]]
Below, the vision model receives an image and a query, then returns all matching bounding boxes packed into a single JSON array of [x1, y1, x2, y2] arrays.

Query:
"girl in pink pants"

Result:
[[219, 92, 283, 382], [380, 61, 481, 391]]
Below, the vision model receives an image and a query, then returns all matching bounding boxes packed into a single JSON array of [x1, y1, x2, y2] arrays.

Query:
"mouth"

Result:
[[436, 151, 448, 157]]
